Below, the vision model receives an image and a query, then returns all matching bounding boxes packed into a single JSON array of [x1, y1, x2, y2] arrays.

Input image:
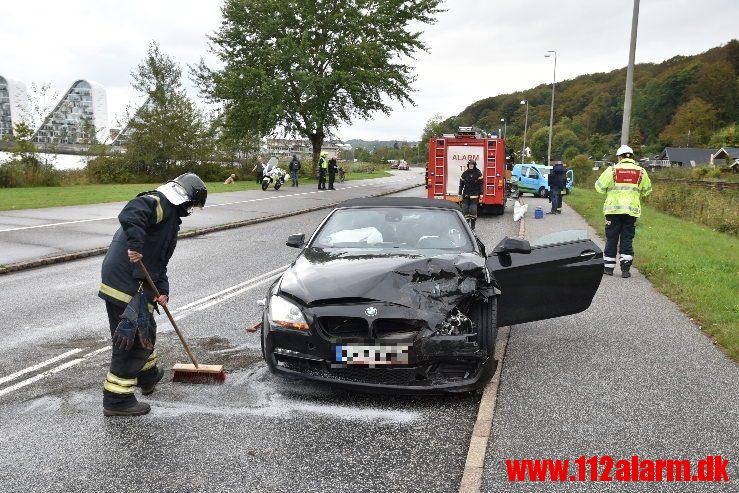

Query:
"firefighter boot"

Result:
[[140, 366, 164, 396], [621, 261, 632, 278], [603, 267, 614, 276], [470, 218, 476, 230], [103, 401, 151, 417]]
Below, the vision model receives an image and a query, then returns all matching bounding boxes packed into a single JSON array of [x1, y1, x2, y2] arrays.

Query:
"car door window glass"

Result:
[[526, 167, 539, 179], [530, 229, 589, 247]]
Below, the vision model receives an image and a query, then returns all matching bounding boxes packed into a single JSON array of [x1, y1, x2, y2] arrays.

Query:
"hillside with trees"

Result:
[[429, 39, 738, 162]]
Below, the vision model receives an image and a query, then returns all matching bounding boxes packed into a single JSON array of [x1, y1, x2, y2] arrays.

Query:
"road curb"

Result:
[[0, 183, 423, 276], [458, 325, 511, 493]]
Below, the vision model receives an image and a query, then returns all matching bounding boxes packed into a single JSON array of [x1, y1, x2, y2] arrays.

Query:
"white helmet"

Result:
[[616, 144, 634, 156]]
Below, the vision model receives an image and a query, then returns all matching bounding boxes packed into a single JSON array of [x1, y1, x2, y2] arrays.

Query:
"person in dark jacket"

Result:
[[328, 156, 339, 190], [252, 158, 264, 184], [289, 154, 301, 187], [459, 160, 483, 230], [547, 161, 567, 214], [98, 173, 207, 417]]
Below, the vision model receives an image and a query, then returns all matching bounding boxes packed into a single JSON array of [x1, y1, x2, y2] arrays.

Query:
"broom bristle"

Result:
[[171, 363, 226, 384]]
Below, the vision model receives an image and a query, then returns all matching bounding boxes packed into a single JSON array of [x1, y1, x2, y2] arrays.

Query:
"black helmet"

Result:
[[157, 173, 207, 209], [467, 160, 477, 167]]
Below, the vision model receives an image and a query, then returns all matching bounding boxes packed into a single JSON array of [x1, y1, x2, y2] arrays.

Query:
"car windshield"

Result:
[[312, 207, 473, 252]]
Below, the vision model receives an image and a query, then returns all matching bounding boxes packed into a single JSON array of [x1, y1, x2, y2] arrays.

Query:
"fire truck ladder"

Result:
[[484, 140, 497, 197], [433, 138, 446, 196]]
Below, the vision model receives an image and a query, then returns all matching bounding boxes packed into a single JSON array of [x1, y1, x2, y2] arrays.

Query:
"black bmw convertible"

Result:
[[260, 197, 603, 393]]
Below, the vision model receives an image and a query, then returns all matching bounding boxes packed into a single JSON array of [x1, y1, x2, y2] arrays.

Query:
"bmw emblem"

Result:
[[364, 306, 378, 317]]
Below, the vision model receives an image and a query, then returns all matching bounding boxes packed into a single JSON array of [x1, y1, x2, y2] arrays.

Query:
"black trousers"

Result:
[[604, 214, 636, 269], [328, 171, 336, 189], [461, 196, 478, 220], [103, 301, 159, 409], [318, 171, 327, 189]]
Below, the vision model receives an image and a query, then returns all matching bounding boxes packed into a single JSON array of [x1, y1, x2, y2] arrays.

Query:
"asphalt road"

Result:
[[483, 197, 738, 492], [0, 169, 422, 267], [0, 187, 518, 493], [0, 189, 735, 492]]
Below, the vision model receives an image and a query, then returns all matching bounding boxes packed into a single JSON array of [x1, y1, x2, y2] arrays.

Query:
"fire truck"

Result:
[[426, 127, 508, 215]]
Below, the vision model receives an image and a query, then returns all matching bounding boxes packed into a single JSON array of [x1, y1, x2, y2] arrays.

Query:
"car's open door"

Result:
[[487, 231, 603, 327]]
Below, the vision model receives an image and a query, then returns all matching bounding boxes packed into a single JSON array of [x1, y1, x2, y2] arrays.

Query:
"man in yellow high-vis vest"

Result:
[[594, 145, 652, 278]]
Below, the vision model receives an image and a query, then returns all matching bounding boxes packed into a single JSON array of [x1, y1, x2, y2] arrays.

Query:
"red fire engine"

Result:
[[426, 127, 507, 214]]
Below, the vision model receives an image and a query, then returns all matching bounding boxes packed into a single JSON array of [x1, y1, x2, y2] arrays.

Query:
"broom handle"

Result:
[[136, 261, 199, 368]]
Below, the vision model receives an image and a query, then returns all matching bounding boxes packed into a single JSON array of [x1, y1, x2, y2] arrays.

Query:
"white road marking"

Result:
[[0, 265, 286, 396], [0, 348, 83, 386], [0, 177, 418, 233], [170, 264, 289, 313], [0, 347, 110, 397]]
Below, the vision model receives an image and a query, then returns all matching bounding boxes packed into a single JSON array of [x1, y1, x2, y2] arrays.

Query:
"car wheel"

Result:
[[471, 297, 498, 356], [538, 187, 548, 198]]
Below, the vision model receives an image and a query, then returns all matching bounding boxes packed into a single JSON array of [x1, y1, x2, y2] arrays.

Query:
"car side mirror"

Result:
[[286, 233, 305, 248], [492, 236, 532, 255]]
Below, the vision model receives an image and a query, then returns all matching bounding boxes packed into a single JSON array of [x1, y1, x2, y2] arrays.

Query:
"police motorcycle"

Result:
[[261, 157, 287, 191]]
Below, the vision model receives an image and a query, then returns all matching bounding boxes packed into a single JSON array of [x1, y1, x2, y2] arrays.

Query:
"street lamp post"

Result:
[[545, 50, 557, 165], [500, 118, 507, 140], [621, 0, 640, 145], [520, 99, 529, 164]]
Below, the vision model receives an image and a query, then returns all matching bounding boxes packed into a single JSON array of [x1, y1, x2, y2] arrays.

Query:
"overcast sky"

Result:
[[2, 0, 737, 141]]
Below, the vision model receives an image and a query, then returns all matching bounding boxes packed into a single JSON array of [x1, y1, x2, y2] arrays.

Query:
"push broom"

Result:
[[137, 261, 225, 384]]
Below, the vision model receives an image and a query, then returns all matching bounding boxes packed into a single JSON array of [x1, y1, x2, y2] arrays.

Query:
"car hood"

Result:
[[278, 248, 487, 325]]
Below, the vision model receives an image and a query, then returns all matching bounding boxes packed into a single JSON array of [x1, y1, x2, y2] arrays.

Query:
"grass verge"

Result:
[[0, 170, 393, 211], [567, 188, 739, 361]]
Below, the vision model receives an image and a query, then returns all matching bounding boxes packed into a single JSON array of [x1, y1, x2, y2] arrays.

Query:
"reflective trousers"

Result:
[[461, 196, 478, 220], [604, 214, 636, 269], [103, 301, 159, 410]]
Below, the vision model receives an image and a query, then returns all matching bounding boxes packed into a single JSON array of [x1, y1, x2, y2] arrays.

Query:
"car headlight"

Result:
[[268, 295, 309, 330]]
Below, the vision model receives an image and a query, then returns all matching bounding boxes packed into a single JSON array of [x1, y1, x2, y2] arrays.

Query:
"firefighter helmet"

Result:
[[157, 173, 208, 209], [616, 145, 634, 157]]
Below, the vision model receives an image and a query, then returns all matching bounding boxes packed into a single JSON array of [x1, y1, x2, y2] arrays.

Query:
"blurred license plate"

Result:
[[335, 344, 410, 366]]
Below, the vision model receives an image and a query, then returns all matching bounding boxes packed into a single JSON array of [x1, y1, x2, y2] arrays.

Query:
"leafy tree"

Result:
[[196, 0, 443, 173], [708, 124, 738, 148], [528, 126, 549, 163], [659, 98, 718, 147], [687, 61, 737, 121], [124, 42, 213, 180], [419, 113, 445, 160]]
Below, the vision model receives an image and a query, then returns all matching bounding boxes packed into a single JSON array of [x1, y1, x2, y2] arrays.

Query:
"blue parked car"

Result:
[[510, 163, 574, 198]]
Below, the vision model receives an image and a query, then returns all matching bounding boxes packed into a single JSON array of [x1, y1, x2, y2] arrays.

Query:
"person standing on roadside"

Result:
[[98, 173, 207, 416], [317, 152, 328, 190], [459, 160, 483, 230], [547, 161, 567, 214], [328, 155, 339, 190], [289, 154, 301, 187], [252, 157, 264, 184], [595, 145, 652, 278]]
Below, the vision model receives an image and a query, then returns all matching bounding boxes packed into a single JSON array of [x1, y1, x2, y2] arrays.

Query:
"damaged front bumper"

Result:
[[263, 302, 497, 394]]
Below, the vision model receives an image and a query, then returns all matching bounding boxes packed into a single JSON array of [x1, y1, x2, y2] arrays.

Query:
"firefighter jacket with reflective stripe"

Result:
[[99, 191, 181, 306], [459, 167, 483, 198], [594, 158, 652, 217]]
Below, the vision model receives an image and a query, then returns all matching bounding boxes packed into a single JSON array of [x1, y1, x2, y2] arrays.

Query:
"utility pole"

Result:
[[545, 50, 557, 165], [520, 99, 529, 164], [621, 0, 640, 146]]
